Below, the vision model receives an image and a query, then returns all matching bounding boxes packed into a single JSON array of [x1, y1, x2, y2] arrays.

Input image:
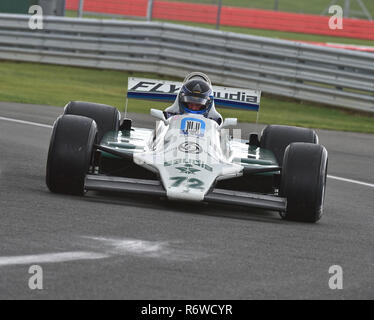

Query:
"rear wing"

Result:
[[127, 77, 261, 111]]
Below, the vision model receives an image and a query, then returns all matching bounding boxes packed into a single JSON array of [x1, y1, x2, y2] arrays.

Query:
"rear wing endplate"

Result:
[[127, 77, 261, 111]]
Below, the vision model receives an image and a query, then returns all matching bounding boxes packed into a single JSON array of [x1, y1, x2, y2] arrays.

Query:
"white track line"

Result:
[[0, 251, 109, 267], [83, 236, 205, 260], [327, 175, 374, 188], [0, 236, 205, 267], [0, 116, 52, 129], [1, 115, 373, 189]]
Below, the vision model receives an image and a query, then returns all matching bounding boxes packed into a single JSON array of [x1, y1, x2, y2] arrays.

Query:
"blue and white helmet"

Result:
[[178, 79, 214, 117]]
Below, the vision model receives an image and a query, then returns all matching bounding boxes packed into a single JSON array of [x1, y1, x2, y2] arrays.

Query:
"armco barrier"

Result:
[[0, 14, 373, 113], [65, 0, 374, 41]]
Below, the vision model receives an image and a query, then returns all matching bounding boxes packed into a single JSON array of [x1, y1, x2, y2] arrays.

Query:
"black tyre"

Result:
[[280, 143, 328, 223], [64, 101, 120, 142], [260, 125, 318, 165], [46, 115, 97, 195]]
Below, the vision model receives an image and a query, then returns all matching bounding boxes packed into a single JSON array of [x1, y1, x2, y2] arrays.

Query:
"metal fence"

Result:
[[0, 13, 373, 113]]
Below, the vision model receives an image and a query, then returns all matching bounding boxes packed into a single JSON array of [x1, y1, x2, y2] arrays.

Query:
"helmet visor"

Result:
[[180, 95, 209, 107]]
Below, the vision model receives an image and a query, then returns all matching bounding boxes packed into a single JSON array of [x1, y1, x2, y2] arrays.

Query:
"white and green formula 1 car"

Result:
[[46, 73, 328, 222]]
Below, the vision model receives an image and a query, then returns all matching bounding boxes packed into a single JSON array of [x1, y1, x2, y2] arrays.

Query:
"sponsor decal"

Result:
[[175, 164, 200, 175], [178, 142, 202, 154], [180, 118, 206, 137], [164, 159, 213, 172], [129, 81, 180, 94], [213, 91, 257, 103]]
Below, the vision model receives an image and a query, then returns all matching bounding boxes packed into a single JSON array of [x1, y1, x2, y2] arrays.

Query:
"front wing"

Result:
[[84, 175, 287, 212]]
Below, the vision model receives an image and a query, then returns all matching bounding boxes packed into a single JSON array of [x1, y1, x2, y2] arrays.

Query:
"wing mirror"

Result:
[[219, 118, 237, 129], [150, 109, 168, 125]]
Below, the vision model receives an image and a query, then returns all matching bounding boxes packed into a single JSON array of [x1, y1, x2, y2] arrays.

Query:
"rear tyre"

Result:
[[280, 143, 328, 223], [46, 115, 97, 195], [64, 101, 120, 142], [260, 125, 318, 165]]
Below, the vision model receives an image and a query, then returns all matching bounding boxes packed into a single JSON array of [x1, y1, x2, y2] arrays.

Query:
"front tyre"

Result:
[[46, 115, 97, 195], [280, 142, 328, 223], [260, 125, 318, 166], [64, 101, 120, 142]]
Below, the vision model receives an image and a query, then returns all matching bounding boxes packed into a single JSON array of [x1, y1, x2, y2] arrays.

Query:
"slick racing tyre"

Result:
[[46, 115, 97, 195], [260, 125, 318, 165], [280, 143, 328, 223], [64, 101, 120, 142]]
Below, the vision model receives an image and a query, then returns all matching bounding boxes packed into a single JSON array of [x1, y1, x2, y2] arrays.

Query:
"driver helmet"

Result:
[[178, 79, 213, 117]]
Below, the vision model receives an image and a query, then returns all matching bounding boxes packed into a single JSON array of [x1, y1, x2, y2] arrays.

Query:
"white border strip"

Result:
[[0, 251, 108, 266], [1, 115, 373, 189], [0, 116, 52, 129], [327, 175, 374, 188]]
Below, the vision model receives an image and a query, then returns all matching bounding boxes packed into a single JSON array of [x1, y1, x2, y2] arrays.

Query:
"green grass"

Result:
[[0, 61, 373, 133]]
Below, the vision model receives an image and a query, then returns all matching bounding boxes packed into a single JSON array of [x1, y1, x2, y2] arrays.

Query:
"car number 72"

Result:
[[170, 177, 204, 190]]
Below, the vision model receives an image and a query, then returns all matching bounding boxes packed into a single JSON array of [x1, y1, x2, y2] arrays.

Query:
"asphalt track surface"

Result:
[[0, 102, 373, 300]]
